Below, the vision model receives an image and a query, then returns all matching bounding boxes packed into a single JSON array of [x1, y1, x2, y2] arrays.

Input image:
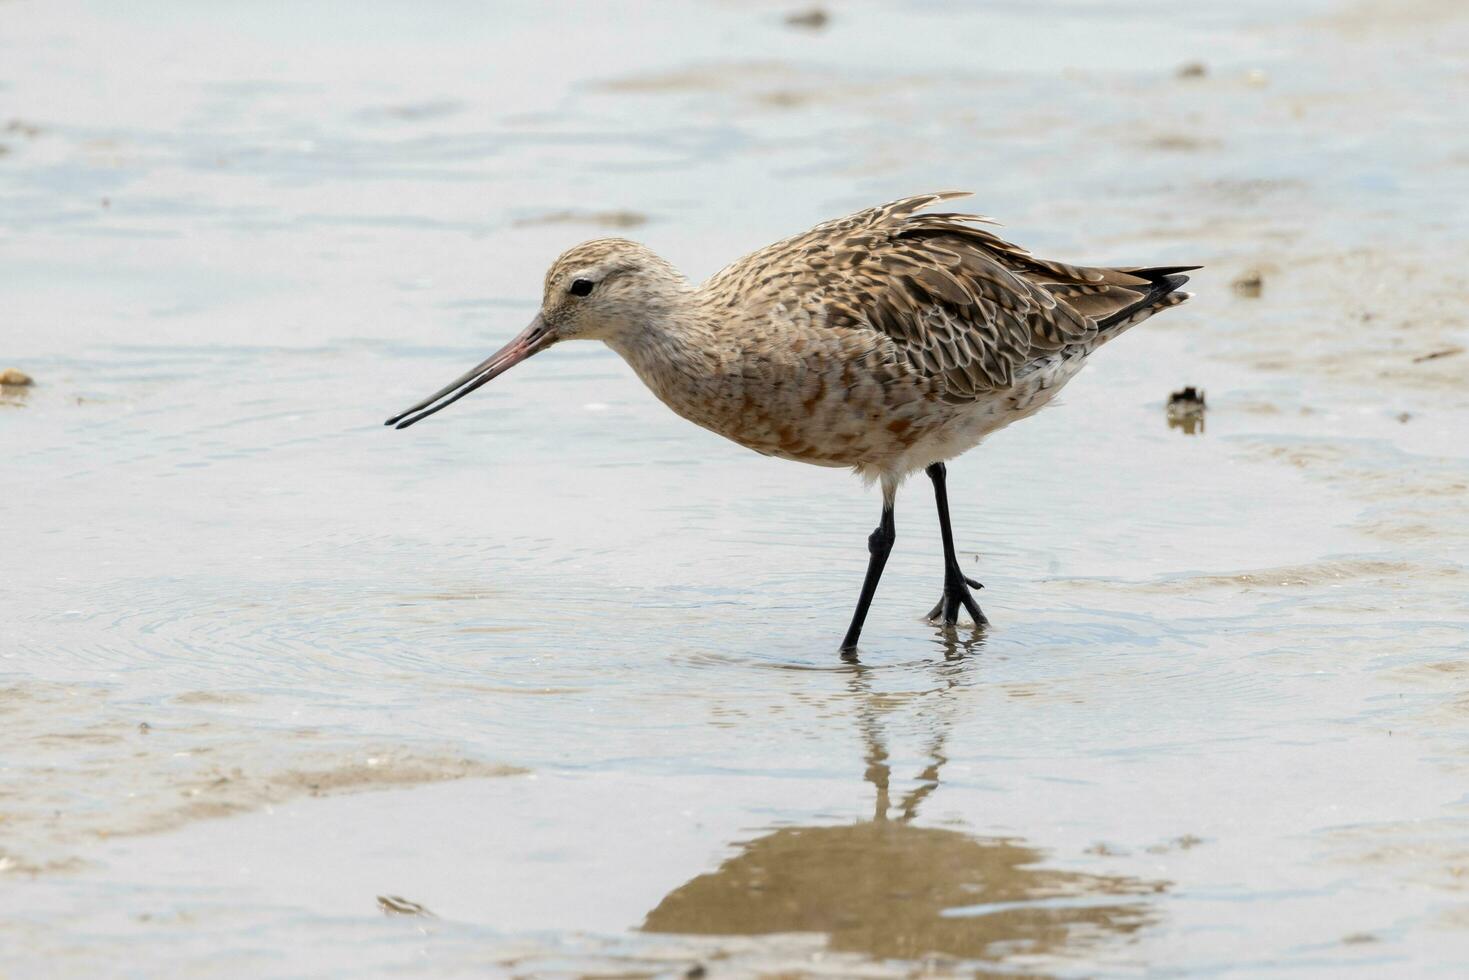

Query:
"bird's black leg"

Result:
[[840, 501, 895, 654], [924, 462, 988, 627]]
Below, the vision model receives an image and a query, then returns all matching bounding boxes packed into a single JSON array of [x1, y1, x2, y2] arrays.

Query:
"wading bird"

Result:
[[386, 193, 1194, 655]]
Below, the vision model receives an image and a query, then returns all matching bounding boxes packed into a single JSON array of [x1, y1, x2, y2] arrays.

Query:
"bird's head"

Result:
[[384, 238, 687, 429], [539, 238, 687, 342]]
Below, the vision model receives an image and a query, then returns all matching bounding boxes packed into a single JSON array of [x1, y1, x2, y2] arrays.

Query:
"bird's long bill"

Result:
[[384, 315, 554, 429]]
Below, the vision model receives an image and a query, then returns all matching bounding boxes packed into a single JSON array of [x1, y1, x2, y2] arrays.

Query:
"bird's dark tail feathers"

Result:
[[1096, 265, 1200, 332]]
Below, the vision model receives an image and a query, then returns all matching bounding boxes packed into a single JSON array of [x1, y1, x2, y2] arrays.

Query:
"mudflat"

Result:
[[2, 0, 1467, 975]]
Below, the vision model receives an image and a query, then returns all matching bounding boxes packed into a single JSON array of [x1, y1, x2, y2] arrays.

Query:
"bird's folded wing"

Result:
[[702, 193, 1167, 402]]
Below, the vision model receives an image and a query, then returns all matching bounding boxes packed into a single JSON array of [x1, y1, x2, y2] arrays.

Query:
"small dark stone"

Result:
[[1168, 387, 1206, 409], [377, 894, 434, 916], [1232, 269, 1264, 297], [785, 6, 829, 29], [1166, 387, 1207, 435], [1412, 346, 1463, 363]]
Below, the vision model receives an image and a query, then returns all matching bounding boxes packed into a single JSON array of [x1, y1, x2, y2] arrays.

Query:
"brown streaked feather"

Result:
[[701, 192, 1193, 404]]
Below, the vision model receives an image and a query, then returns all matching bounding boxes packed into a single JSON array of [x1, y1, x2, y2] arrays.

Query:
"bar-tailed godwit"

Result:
[[387, 193, 1195, 655]]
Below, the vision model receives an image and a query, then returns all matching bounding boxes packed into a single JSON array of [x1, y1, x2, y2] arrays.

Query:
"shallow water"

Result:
[[3, 0, 1469, 975]]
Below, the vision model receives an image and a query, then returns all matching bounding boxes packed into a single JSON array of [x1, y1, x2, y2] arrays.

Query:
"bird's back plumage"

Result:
[[700, 192, 1194, 406]]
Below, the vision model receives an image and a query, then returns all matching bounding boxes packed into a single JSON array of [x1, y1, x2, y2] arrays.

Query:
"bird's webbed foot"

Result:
[[925, 568, 988, 627]]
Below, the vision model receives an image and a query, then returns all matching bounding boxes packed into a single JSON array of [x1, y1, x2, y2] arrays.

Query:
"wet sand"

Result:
[[2, 0, 1468, 975]]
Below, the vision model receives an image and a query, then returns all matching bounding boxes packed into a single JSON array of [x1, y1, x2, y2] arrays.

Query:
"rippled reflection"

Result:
[[643, 649, 1165, 964]]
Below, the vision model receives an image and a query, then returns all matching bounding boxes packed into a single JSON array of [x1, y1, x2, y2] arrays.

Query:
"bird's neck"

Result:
[[605, 307, 725, 408]]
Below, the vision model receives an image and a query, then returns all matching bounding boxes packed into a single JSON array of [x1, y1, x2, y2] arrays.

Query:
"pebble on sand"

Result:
[[0, 368, 34, 386], [513, 209, 647, 229], [1411, 346, 1463, 364], [1167, 387, 1207, 435], [1232, 269, 1264, 298], [377, 894, 434, 916], [785, 6, 829, 29]]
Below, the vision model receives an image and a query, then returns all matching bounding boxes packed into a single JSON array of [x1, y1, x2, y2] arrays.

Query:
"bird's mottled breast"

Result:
[[610, 313, 947, 469]]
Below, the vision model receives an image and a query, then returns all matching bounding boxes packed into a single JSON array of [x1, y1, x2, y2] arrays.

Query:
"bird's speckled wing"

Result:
[[702, 192, 1170, 403]]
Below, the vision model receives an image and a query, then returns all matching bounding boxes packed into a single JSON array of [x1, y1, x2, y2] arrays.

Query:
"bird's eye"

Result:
[[569, 278, 594, 297]]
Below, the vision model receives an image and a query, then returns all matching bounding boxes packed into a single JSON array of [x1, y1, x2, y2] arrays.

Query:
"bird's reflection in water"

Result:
[[642, 629, 1165, 964]]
